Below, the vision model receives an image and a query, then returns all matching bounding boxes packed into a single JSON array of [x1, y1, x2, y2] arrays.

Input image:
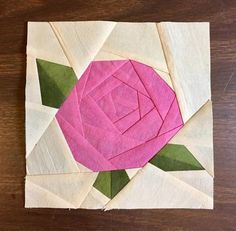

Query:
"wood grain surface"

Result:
[[0, 0, 235, 230]]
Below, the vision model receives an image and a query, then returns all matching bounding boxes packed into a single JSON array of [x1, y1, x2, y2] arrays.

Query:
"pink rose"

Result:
[[56, 60, 183, 171]]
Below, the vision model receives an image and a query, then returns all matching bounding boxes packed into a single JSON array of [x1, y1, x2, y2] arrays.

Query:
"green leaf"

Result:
[[93, 171, 111, 198], [93, 170, 130, 199], [36, 58, 77, 108], [149, 144, 204, 171]]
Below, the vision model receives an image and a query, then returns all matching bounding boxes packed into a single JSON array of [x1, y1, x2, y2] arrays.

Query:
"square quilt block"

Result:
[[25, 21, 213, 209]]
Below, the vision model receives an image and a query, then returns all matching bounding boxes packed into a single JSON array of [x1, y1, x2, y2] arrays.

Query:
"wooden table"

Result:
[[0, 0, 235, 230]]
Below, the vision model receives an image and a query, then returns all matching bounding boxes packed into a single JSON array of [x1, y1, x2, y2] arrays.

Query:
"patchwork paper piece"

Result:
[[93, 170, 130, 199], [36, 59, 77, 108], [149, 144, 204, 171], [25, 21, 213, 209]]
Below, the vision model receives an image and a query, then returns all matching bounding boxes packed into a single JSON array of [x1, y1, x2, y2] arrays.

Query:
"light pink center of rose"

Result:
[[56, 60, 183, 171]]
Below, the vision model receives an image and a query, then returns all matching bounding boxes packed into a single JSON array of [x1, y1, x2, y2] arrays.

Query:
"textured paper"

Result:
[[25, 21, 213, 209]]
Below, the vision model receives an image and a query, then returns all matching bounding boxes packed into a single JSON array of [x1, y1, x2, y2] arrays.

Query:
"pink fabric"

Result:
[[56, 60, 183, 171]]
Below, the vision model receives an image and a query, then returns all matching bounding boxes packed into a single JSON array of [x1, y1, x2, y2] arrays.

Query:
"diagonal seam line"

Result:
[[185, 144, 214, 178], [156, 23, 187, 126], [112, 74, 151, 98], [60, 115, 115, 159], [82, 96, 121, 134], [28, 174, 97, 209], [27, 180, 76, 208], [137, 92, 141, 119], [100, 47, 170, 74], [107, 124, 183, 161], [155, 23, 176, 93], [27, 115, 80, 173], [130, 60, 164, 121], [50, 21, 118, 80], [83, 60, 129, 97], [103, 169, 140, 209], [163, 168, 213, 200], [57, 114, 117, 169], [113, 107, 139, 124], [179, 99, 210, 128], [104, 166, 212, 209], [90, 77, 122, 102], [121, 107, 156, 135], [74, 87, 85, 137], [81, 62, 92, 98], [140, 105, 155, 119], [26, 108, 58, 159], [156, 96, 176, 136], [157, 124, 183, 137], [80, 172, 112, 206], [109, 93, 118, 118], [49, 22, 75, 70], [156, 96, 178, 137], [157, 23, 201, 122]]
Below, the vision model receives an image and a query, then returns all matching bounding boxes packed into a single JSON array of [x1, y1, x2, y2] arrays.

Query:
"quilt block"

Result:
[[25, 21, 213, 209]]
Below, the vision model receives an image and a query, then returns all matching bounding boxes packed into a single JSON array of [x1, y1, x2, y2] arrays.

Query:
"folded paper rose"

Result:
[[56, 60, 183, 171], [25, 21, 213, 209]]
